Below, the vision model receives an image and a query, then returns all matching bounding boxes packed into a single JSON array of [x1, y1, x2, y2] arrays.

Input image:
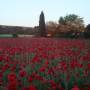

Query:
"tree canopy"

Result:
[[59, 14, 84, 26]]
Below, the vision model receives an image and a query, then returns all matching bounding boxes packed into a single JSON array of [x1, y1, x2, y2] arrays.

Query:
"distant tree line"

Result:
[[0, 11, 90, 39], [38, 11, 90, 38]]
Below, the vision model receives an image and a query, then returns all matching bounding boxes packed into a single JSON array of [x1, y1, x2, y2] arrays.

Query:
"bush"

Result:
[[13, 34, 18, 38]]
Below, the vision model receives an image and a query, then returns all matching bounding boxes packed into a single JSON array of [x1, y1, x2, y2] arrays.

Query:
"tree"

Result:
[[58, 14, 85, 38], [59, 14, 84, 26], [65, 14, 79, 22], [46, 21, 58, 32], [39, 11, 46, 37], [58, 17, 66, 25], [84, 24, 90, 38], [46, 21, 58, 37], [85, 24, 90, 32]]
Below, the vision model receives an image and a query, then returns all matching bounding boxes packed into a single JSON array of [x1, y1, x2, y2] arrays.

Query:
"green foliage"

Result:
[[21, 77, 29, 87], [32, 80, 49, 90], [58, 17, 66, 25], [2, 69, 11, 84], [65, 14, 78, 22], [25, 65, 33, 75], [68, 75, 76, 89], [59, 14, 84, 25]]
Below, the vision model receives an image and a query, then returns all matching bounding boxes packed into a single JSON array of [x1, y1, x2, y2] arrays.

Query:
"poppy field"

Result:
[[0, 38, 90, 90]]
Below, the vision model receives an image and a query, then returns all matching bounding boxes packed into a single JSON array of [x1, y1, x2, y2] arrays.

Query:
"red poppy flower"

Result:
[[39, 67, 46, 72], [71, 85, 79, 90], [87, 63, 90, 70], [8, 72, 17, 81], [0, 80, 3, 86], [28, 76, 33, 82], [29, 85, 37, 90], [0, 56, 3, 61], [10, 65, 16, 71], [70, 60, 77, 69], [49, 80, 56, 87], [88, 87, 90, 90], [2, 64, 10, 72], [45, 61, 49, 65], [22, 87, 29, 90], [19, 70, 27, 77], [31, 55, 40, 63], [34, 74, 43, 81], [7, 83, 17, 90], [83, 69, 88, 77], [0, 73, 3, 79], [8, 80, 17, 87]]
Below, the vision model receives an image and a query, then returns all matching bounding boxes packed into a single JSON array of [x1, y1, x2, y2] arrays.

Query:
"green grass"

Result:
[[0, 34, 14, 38]]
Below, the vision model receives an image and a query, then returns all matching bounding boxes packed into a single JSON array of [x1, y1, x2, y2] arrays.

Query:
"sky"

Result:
[[0, 0, 90, 27]]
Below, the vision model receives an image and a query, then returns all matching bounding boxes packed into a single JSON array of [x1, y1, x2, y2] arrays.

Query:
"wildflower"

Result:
[[19, 70, 27, 77], [22, 87, 29, 90], [71, 85, 79, 90], [39, 66, 46, 72], [31, 55, 40, 63], [0, 73, 3, 79], [45, 61, 49, 65], [28, 76, 33, 82], [0, 55, 3, 61], [88, 87, 90, 90], [0, 80, 2, 86], [2, 64, 10, 72], [87, 63, 90, 70], [8, 72, 17, 81], [29, 85, 37, 90], [70, 60, 77, 69]]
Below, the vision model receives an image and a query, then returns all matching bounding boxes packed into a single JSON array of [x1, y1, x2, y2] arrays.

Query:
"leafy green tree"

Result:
[[58, 14, 85, 38], [58, 17, 66, 25], [59, 14, 84, 26], [65, 14, 78, 22], [39, 11, 46, 37]]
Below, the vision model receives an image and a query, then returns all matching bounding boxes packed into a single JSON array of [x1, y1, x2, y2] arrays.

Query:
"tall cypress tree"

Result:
[[39, 11, 46, 37]]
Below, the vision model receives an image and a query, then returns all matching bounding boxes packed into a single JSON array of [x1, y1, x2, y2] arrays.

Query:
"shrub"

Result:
[[13, 34, 18, 38]]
